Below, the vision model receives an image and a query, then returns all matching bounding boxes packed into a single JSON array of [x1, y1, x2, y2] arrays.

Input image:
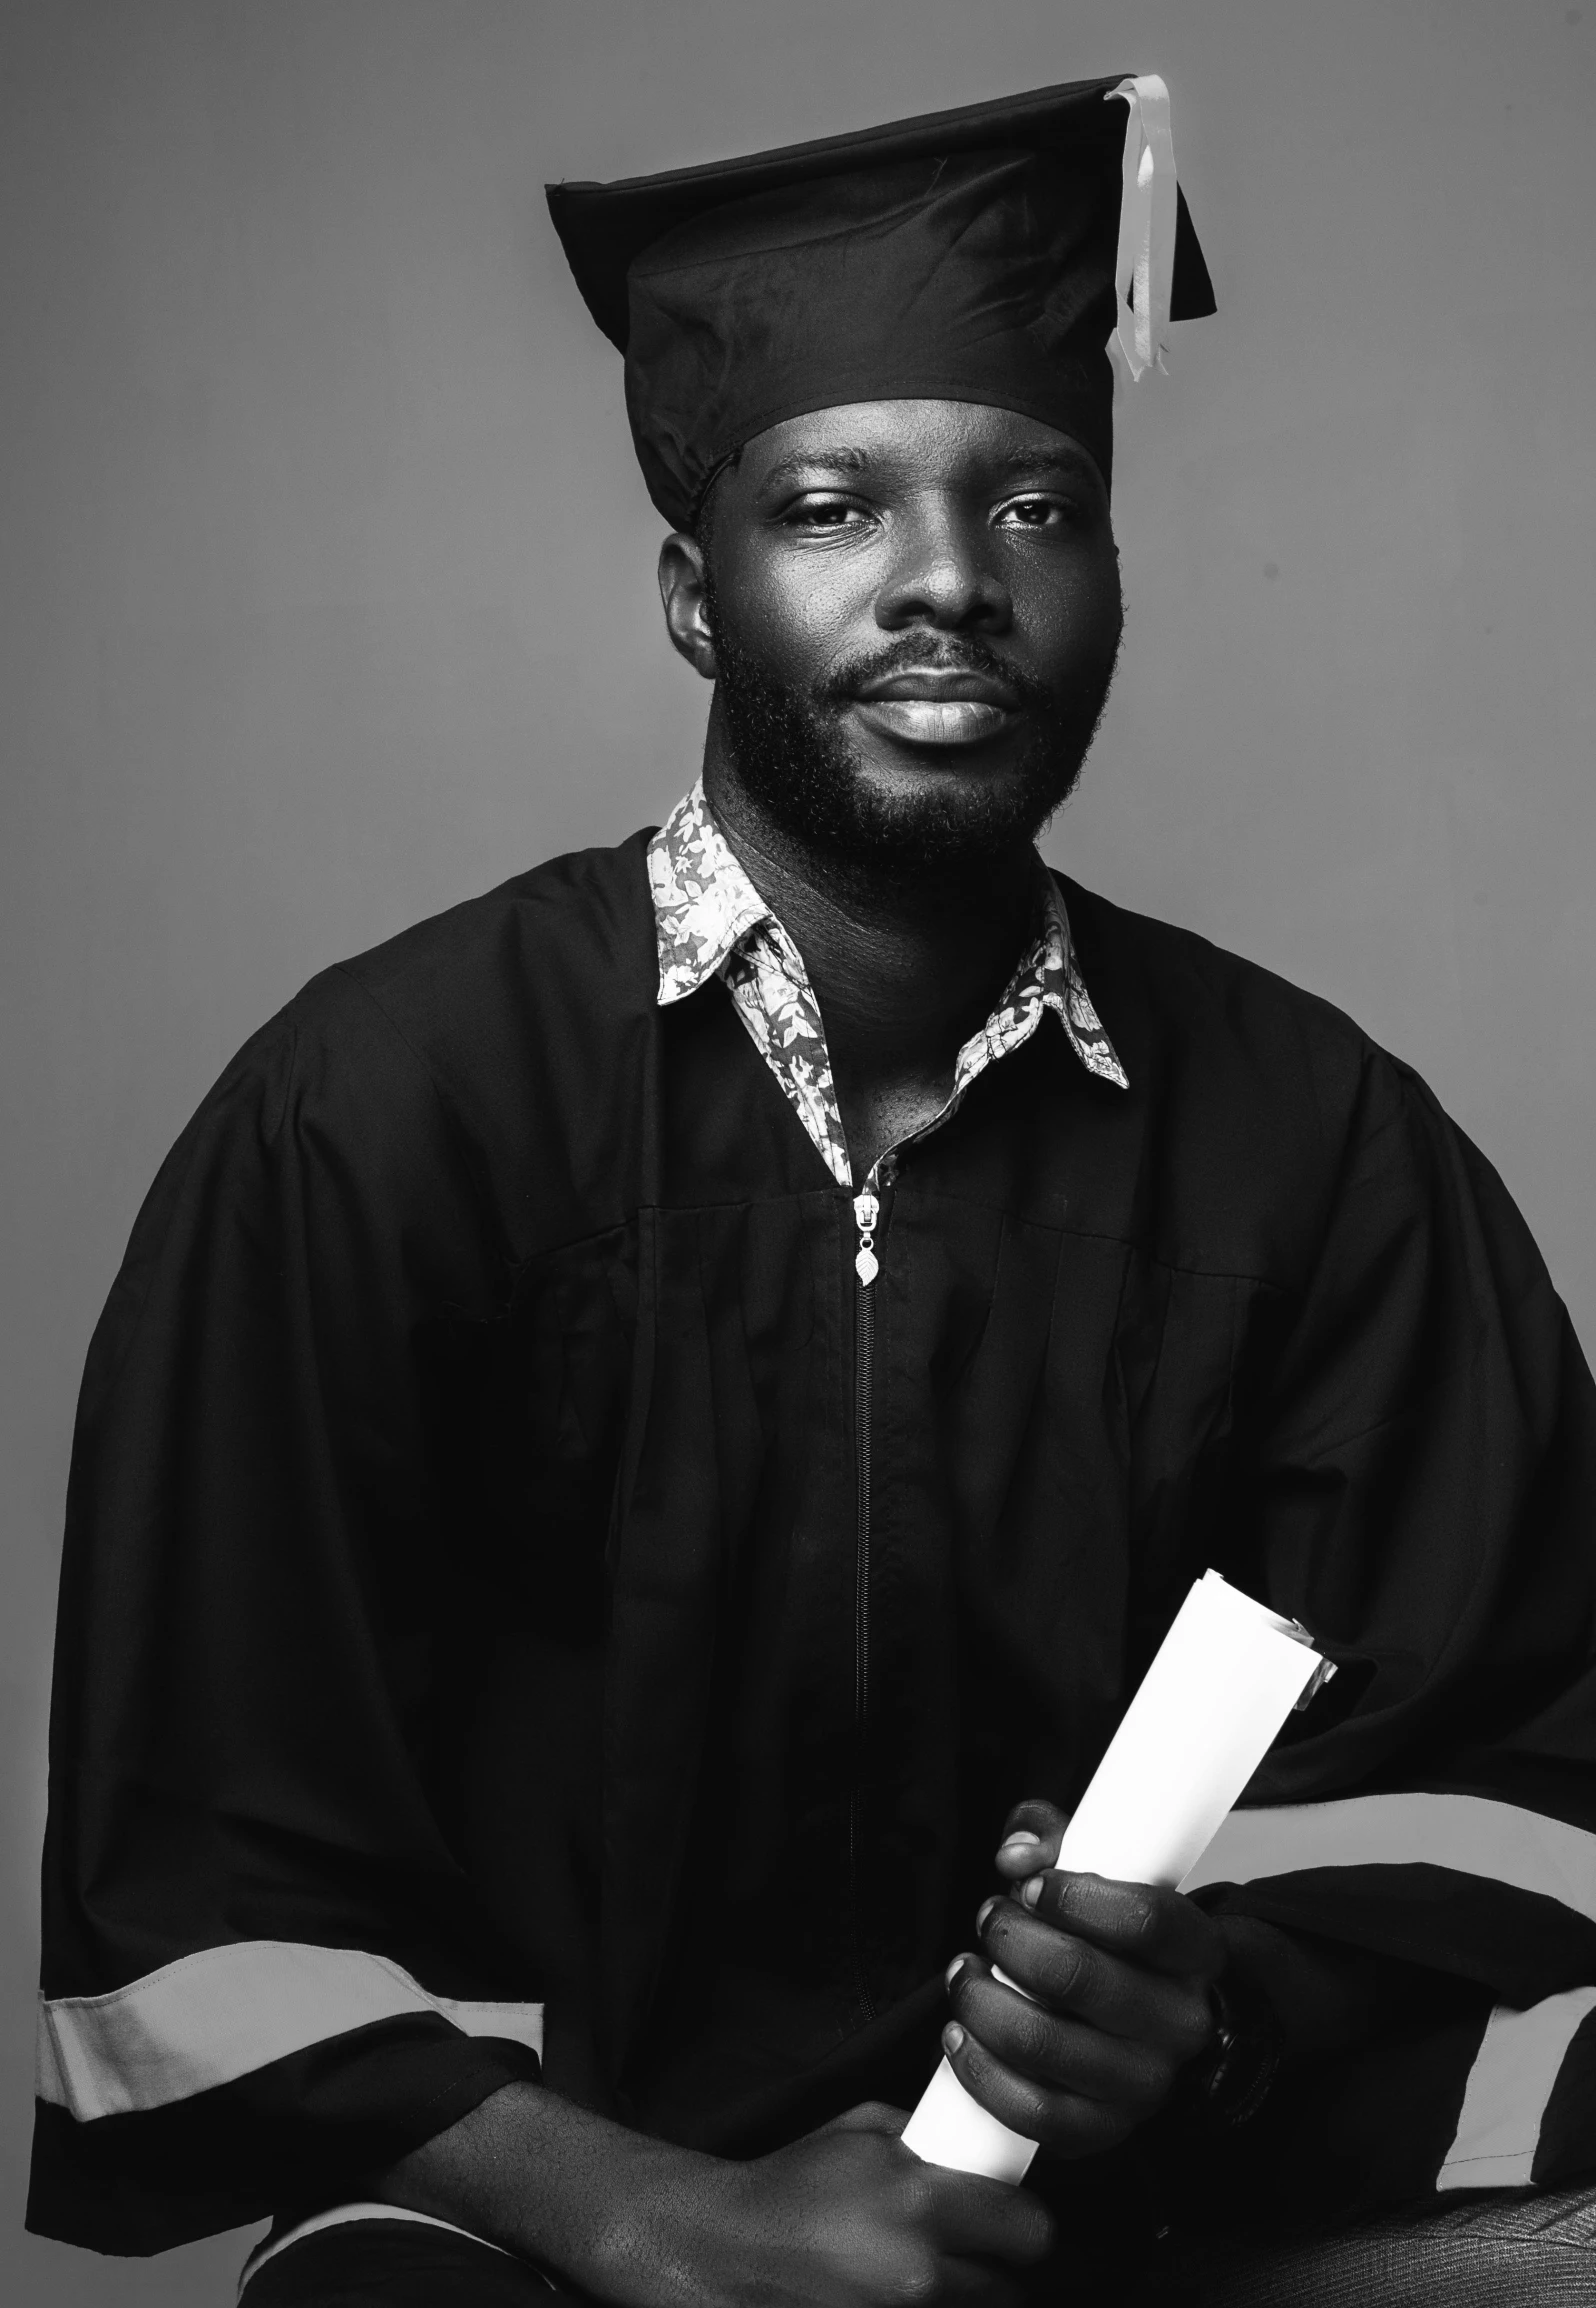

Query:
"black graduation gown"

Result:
[[30, 830, 1596, 2254]]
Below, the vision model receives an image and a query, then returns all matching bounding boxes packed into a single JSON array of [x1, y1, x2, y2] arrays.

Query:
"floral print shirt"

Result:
[[647, 780, 1128, 1193]]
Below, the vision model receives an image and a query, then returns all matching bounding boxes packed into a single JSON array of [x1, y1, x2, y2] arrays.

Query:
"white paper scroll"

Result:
[[900, 1572, 1331, 2184]]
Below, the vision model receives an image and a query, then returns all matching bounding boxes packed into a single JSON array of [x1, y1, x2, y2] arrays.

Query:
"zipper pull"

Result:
[[853, 1188, 880, 1286]]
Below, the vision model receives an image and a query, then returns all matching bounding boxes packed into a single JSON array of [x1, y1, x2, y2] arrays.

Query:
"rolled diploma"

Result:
[[900, 1571, 1328, 2184]]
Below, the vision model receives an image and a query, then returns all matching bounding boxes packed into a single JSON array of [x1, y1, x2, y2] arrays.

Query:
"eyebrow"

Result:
[[989, 443, 1099, 480], [759, 445, 873, 488], [757, 438, 1097, 491]]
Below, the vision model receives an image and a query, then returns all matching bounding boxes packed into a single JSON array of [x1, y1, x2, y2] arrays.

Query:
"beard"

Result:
[[703, 574, 1122, 880]]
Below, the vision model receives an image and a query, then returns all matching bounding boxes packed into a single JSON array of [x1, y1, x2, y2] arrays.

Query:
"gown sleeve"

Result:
[[1183, 1038, 1596, 2211], [28, 969, 544, 2255]]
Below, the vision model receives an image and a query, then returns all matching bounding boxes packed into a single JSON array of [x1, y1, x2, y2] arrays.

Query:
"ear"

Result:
[[658, 533, 719, 682]]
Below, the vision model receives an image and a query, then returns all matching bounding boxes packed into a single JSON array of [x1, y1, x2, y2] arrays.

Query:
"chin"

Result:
[[803, 746, 1079, 876], [853, 733, 1029, 782], [710, 636, 1093, 874]]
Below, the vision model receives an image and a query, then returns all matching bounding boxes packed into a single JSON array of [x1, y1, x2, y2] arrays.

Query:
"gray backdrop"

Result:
[[4, 1, 1592, 2298]]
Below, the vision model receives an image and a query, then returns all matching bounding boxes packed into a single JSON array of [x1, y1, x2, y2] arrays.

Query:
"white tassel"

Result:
[[1108, 75, 1178, 380]]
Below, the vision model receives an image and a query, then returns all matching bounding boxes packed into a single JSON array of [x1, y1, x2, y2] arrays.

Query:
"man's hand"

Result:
[[380, 2084, 1053, 2308], [608, 2101, 1054, 2308], [939, 1798, 1224, 2157]]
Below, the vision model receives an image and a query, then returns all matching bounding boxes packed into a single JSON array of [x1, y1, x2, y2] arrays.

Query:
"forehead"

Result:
[[734, 398, 1101, 489]]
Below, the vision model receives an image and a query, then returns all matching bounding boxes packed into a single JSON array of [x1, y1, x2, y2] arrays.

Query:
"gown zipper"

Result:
[[848, 1164, 889, 2024]]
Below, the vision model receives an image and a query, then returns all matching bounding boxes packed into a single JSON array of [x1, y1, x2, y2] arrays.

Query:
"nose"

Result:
[[874, 497, 1012, 635]]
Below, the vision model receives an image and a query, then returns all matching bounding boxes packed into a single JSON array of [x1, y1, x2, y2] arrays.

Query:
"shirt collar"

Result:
[[1023, 867, 1130, 1090], [648, 781, 773, 1004], [646, 780, 1127, 1089]]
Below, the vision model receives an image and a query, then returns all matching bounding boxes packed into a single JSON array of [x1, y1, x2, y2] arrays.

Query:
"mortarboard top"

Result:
[[548, 76, 1214, 528]]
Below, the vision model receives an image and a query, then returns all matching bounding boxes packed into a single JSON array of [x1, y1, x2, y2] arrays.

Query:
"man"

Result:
[[29, 75, 1596, 2306]]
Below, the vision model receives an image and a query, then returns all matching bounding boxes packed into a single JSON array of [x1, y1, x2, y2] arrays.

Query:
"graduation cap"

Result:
[[547, 75, 1215, 529]]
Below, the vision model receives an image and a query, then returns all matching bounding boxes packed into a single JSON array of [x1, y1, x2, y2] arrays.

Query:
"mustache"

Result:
[[816, 634, 1056, 713]]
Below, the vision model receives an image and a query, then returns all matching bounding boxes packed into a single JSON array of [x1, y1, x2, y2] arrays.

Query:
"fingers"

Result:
[[940, 2012, 1141, 2158], [813, 2102, 1052, 2260], [1011, 1870, 1226, 1984], [947, 1955, 1194, 2110], [907, 2161, 1055, 2267], [971, 1906, 1214, 2058], [994, 1799, 1066, 1884]]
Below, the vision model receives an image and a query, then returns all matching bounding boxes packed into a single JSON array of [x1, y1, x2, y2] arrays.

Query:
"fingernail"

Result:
[[944, 2022, 965, 2055], [998, 1830, 1042, 1855], [944, 1955, 968, 1993], [1021, 1875, 1043, 1908], [976, 1896, 1000, 1932]]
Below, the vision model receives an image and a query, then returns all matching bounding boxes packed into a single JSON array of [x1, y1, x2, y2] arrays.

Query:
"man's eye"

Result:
[[785, 497, 862, 529], [997, 496, 1075, 529]]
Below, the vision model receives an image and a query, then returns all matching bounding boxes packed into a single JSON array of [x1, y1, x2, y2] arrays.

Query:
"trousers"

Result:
[[240, 2186, 1596, 2306]]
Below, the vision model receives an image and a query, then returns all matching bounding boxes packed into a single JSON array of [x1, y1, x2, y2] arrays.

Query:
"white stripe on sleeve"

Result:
[[1437, 1987, 1596, 2191], [1182, 1792, 1596, 1924], [36, 1940, 543, 2120]]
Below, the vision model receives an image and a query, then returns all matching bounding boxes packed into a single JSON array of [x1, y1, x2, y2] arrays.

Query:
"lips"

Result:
[[853, 697, 1013, 745], [851, 665, 1021, 749]]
